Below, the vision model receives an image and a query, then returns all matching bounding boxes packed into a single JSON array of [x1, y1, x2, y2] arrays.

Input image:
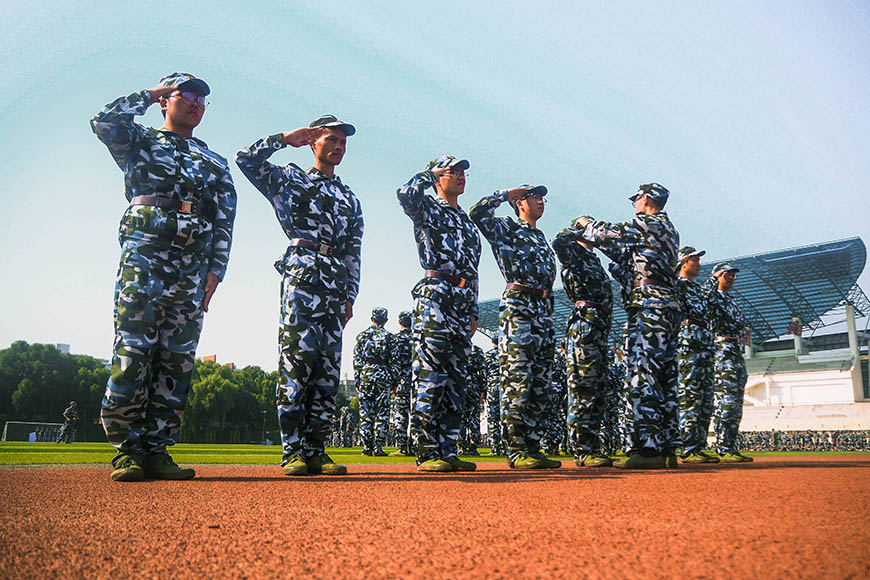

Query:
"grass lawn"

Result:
[[1, 442, 866, 466]]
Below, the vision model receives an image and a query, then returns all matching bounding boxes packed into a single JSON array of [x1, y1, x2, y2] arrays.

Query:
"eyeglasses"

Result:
[[447, 167, 468, 177], [171, 91, 209, 108], [521, 193, 547, 205]]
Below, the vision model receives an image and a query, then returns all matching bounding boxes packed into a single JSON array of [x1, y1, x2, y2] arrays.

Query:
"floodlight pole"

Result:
[[846, 304, 864, 401]]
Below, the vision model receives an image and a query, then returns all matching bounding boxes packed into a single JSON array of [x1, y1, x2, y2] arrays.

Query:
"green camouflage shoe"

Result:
[[530, 451, 562, 469], [417, 458, 455, 472], [735, 452, 754, 463], [282, 453, 309, 476], [663, 453, 679, 468], [718, 452, 745, 463], [509, 452, 548, 470], [110, 454, 144, 482], [443, 456, 477, 471], [144, 453, 195, 480], [613, 453, 665, 469], [698, 451, 720, 463], [307, 453, 347, 475], [575, 454, 614, 467], [680, 452, 711, 464]]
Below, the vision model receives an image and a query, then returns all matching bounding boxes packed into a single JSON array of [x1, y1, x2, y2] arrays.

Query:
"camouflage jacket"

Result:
[[552, 227, 613, 313], [550, 352, 568, 396], [469, 191, 557, 294], [391, 328, 413, 375], [676, 277, 714, 347], [90, 90, 237, 280], [484, 346, 499, 388], [353, 324, 395, 374], [397, 172, 481, 319], [236, 134, 363, 302], [703, 279, 747, 339], [581, 212, 679, 310], [63, 407, 78, 423], [467, 345, 488, 399]]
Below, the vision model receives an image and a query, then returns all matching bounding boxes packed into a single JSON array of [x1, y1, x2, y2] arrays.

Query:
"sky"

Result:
[[1, 1, 868, 379]]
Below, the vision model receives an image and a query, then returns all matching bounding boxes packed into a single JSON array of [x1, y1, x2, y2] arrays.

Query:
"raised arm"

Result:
[[397, 171, 436, 224], [90, 87, 173, 169], [469, 190, 513, 244]]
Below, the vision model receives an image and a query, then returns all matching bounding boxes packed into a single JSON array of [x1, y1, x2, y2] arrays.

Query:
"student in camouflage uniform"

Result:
[[576, 183, 680, 469], [389, 310, 415, 456], [398, 156, 481, 473], [675, 246, 719, 464], [483, 335, 506, 455], [600, 346, 625, 456], [353, 307, 394, 456], [552, 222, 615, 466], [705, 262, 753, 463], [543, 348, 569, 455], [339, 406, 352, 447], [91, 73, 237, 482], [56, 401, 78, 444], [471, 185, 560, 470], [236, 114, 362, 476], [460, 345, 487, 456]]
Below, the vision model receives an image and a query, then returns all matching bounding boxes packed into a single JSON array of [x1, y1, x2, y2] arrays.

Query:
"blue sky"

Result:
[[1, 1, 868, 377]]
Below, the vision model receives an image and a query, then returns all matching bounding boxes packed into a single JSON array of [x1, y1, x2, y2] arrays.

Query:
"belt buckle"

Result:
[[541, 290, 548, 298], [180, 200, 193, 214], [458, 277, 467, 288]]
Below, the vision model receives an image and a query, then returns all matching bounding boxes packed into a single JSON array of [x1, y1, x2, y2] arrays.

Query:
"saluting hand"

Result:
[[148, 85, 181, 103], [506, 188, 526, 201], [282, 127, 326, 147]]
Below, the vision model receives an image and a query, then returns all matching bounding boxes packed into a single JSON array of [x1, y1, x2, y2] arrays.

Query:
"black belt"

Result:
[[633, 277, 671, 289], [682, 318, 708, 328], [129, 196, 216, 220], [715, 336, 740, 343], [425, 270, 469, 288], [506, 283, 549, 298], [289, 238, 338, 257], [574, 300, 609, 311]]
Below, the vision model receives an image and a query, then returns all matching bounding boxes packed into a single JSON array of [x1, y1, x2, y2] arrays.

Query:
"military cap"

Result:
[[629, 183, 669, 208], [678, 246, 706, 262], [157, 72, 210, 96], [310, 114, 356, 136], [69, 401, 77, 406], [371, 307, 388, 324], [712, 262, 740, 276], [508, 184, 548, 212], [398, 310, 412, 327], [426, 155, 470, 172]]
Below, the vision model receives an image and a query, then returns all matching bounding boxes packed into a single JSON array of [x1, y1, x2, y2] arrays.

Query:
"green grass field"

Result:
[[0, 442, 866, 466]]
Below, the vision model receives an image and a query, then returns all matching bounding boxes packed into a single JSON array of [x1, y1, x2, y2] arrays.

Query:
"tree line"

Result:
[[0, 341, 354, 444]]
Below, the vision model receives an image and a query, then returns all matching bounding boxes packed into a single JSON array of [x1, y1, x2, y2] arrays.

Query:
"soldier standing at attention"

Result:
[[389, 310, 415, 456], [57, 401, 79, 444], [575, 183, 680, 469], [705, 263, 753, 463], [675, 246, 719, 464], [91, 73, 237, 482], [483, 335, 505, 455], [236, 115, 362, 476], [353, 307, 394, 457], [470, 185, 560, 470], [552, 220, 615, 467], [397, 155, 481, 473], [459, 345, 487, 456]]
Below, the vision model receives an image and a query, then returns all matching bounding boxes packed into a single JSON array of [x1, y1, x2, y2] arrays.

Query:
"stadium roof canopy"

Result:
[[476, 237, 868, 346]]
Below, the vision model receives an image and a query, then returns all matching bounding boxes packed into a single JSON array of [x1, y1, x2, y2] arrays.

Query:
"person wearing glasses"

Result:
[[574, 184, 680, 469], [90, 72, 237, 482], [397, 156, 482, 473], [470, 185, 559, 470], [236, 115, 362, 477], [704, 262, 753, 463]]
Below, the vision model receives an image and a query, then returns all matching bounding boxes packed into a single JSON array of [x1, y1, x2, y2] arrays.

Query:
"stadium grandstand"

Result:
[[476, 237, 870, 431]]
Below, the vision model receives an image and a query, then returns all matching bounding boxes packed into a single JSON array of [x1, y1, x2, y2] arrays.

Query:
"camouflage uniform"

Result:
[[460, 345, 487, 455], [552, 226, 614, 458], [338, 407, 352, 447], [397, 164, 481, 464], [541, 351, 568, 454], [57, 403, 78, 444], [675, 253, 716, 456], [470, 189, 557, 462], [236, 132, 362, 466], [600, 350, 625, 455], [704, 266, 748, 455], [483, 342, 505, 454], [91, 81, 237, 462], [580, 184, 681, 455], [389, 311, 414, 454], [353, 309, 394, 455]]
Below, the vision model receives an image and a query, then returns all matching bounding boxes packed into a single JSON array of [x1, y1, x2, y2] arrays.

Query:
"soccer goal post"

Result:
[[2, 421, 64, 442]]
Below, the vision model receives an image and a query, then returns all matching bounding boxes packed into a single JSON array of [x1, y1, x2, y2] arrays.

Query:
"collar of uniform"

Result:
[[154, 128, 207, 148], [308, 167, 342, 183], [518, 218, 539, 230], [434, 195, 463, 211]]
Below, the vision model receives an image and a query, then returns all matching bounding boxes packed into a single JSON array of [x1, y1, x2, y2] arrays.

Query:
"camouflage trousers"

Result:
[[499, 293, 555, 459], [459, 389, 482, 453], [565, 307, 612, 455], [712, 343, 747, 454], [102, 243, 207, 458], [599, 381, 621, 455], [57, 422, 77, 444], [410, 289, 471, 463], [677, 328, 715, 454], [622, 306, 680, 454], [485, 382, 505, 453], [541, 392, 567, 454], [358, 382, 390, 453], [390, 371, 413, 452], [276, 278, 344, 464]]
